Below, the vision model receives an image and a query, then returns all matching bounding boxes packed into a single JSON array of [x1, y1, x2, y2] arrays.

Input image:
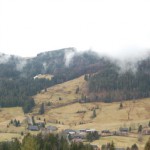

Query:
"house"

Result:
[[46, 126, 58, 132], [101, 130, 110, 133], [79, 129, 87, 133], [76, 131, 87, 138], [41, 126, 57, 135], [28, 125, 40, 131], [119, 128, 129, 133], [78, 99, 86, 103], [71, 138, 83, 143], [37, 122, 45, 128], [101, 130, 112, 136], [86, 129, 96, 133], [113, 131, 128, 136], [142, 129, 150, 135], [69, 133, 86, 140], [63, 129, 76, 134]]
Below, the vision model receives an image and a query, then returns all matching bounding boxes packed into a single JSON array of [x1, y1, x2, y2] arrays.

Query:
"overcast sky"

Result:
[[0, 0, 150, 58]]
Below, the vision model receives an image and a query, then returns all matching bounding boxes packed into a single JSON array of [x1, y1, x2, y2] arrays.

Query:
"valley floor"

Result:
[[38, 98, 150, 132], [0, 98, 149, 149]]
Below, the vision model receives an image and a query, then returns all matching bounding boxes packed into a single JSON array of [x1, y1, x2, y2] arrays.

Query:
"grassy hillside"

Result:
[[0, 107, 25, 124], [0, 75, 149, 150], [0, 107, 25, 141], [33, 75, 150, 132], [33, 75, 87, 106], [36, 98, 150, 131], [31, 71, 150, 150]]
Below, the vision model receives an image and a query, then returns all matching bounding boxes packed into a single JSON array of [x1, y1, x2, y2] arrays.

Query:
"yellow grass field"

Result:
[[33, 75, 150, 149], [36, 98, 150, 132], [0, 107, 26, 139], [35, 95, 150, 149], [34, 75, 86, 105], [33, 75, 150, 132], [0, 107, 25, 125], [0, 74, 149, 148]]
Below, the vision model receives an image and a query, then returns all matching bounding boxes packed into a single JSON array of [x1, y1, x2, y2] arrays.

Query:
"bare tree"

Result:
[[126, 101, 135, 120]]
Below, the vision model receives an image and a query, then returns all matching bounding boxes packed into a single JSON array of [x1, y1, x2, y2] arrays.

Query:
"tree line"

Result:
[[0, 133, 94, 150], [0, 133, 150, 150], [0, 78, 52, 113], [88, 57, 150, 102]]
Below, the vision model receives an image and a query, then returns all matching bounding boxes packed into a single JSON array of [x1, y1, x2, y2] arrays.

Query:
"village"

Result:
[[25, 115, 150, 150]]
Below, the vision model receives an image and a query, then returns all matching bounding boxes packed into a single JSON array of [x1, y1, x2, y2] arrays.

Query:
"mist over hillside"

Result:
[[0, 48, 108, 78], [0, 47, 149, 80], [0, 48, 149, 110], [0, 48, 149, 79]]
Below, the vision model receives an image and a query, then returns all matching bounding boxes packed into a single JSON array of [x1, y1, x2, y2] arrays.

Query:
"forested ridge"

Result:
[[0, 48, 109, 80], [0, 49, 111, 113], [0, 49, 149, 112], [0, 78, 52, 113], [88, 57, 150, 102]]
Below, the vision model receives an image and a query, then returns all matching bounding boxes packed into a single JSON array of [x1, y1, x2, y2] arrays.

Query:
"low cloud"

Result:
[[16, 59, 27, 71], [0, 53, 11, 64], [64, 48, 76, 67]]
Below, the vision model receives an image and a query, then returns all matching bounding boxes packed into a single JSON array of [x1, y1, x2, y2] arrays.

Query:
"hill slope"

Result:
[[34, 75, 87, 105], [0, 48, 150, 112], [33, 75, 150, 131], [87, 56, 150, 101], [34, 97, 150, 135]]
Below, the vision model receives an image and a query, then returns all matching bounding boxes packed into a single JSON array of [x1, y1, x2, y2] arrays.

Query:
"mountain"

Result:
[[22, 47, 110, 80], [0, 48, 111, 112], [0, 48, 111, 80], [0, 53, 27, 78], [87, 56, 150, 102], [0, 48, 149, 112]]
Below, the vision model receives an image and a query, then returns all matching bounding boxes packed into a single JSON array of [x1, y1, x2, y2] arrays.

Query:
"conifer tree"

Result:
[[138, 125, 143, 133], [131, 144, 138, 150], [39, 103, 45, 115], [119, 102, 123, 109], [110, 141, 115, 150], [32, 116, 36, 125], [92, 109, 96, 118]]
